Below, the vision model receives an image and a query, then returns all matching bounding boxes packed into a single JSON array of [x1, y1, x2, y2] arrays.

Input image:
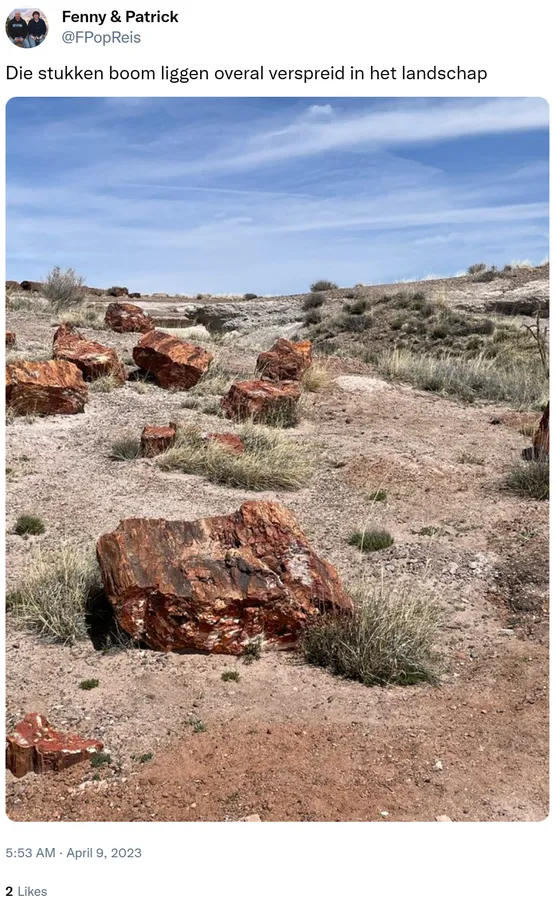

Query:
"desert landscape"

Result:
[[4, 262, 549, 822]]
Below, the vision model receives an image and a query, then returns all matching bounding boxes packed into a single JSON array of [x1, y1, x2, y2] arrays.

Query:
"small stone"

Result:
[[433, 759, 443, 771], [380, 811, 389, 818], [240, 814, 262, 822], [435, 815, 452, 822]]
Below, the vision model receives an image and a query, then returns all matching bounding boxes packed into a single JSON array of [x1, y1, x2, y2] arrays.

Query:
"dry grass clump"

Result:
[[110, 435, 141, 460], [89, 373, 124, 393], [311, 279, 338, 292], [56, 306, 106, 329], [188, 364, 239, 397], [302, 292, 326, 311], [14, 514, 45, 536], [42, 266, 85, 310], [301, 577, 443, 686], [6, 544, 102, 644], [6, 293, 48, 313], [505, 457, 549, 500], [301, 362, 332, 393], [157, 421, 314, 491], [376, 348, 547, 409], [348, 529, 394, 552]]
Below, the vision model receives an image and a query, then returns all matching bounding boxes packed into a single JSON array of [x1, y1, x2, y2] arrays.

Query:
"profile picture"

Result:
[[5, 8, 48, 47]]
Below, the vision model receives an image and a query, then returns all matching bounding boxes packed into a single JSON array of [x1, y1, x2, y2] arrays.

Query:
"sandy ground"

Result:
[[5, 302, 549, 822]]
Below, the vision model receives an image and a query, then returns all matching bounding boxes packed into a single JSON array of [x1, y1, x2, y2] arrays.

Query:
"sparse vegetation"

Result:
[[14, 514, 45, 536], [505, 457, 549, 500], [302, 292, 326, 311], [42, 266, 85, 310], [157, 422, 313, 491], [367, 490, 387, 503], [303, 309, 322, 327], [418, 526, 442, 537], [310, 280, 338, 292], [221, 671, 241, 682], [110, 435, 142, 461], [301, 578, 443, 686], [56, 306, 106, 329], [79, 678, 99, 690], [6, 544, 102, 644], [89, 373, 123, 393], [467, 262, 488, 275], [348, 529, 394, 552], [241, 637, 262, 664], [301, 362, 332, 393], [243, 293, 258, 300], [90, 751, 111, 768], [138, 752, 153, 763]]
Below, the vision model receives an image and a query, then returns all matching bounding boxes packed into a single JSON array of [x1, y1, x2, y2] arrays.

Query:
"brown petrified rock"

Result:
[[19, 280, 43, 293], [6, 713, 103, 778], [108, 286, 129, 297], [6, 331, 16, 346], [203, 432, 245, 455], [221, 379, 301, 423], [129, 292, 142, 299], [53, 323, 125, 384], [105, 301, 154, 334], [533, 402, 549, 456], [141, 422, 177, 457], [133, 330, 213, 390], [6, 360, 88, 415], [96, 501, 353, 654], [256, 338, 312, 382]]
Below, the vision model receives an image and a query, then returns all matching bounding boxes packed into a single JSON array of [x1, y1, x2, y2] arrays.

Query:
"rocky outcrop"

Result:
[[105, 301, 154, 334], [203, 432, 245, 455], [19, 280, 43, 293], [129, 292, 142, 299], [6, 713, 103, 778], [221, 379, 301, 423], [6, 360, 88, 415], [6, 331, 16, 346], [256, 339, 312, 382], [133, 330, 213, 389], [96, 501, 353, 654], [533, 403, 549, 456], [53, 324, 125, 384], [141, 423, 177, 457], [107, 286, 129, 297], [6, 280, 20, 292]]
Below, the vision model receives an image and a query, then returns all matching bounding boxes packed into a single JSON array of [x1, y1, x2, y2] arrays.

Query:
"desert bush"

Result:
[[310, 279, 338, 292], [221, 670, 240, 682], [367, 489, 387, 503], [301, 577, 443, 686], [157, 421, 313, 490], [348, 529, 394, 552], [79, 679, 99, 690], [110, 435, 141, 461], [467, 262, 488, 275], [89, 373, 123, 393], [6, 544, 102, 643], [14, 514, 45, 536], [474, 267, 498, 283], [301, 362, 332, 393], [505, 456, 549, 500], [376, 348, 547, 409], [343, 298, 369, 315], [42, 266, 85, 310], [304, 309, 322, 327], [242, 637, 262, 664], [302, 292, 326, 311]]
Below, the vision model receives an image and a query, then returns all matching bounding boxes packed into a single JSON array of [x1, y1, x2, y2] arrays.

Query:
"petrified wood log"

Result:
[[6, 359, 88, 415], [256, 339, 312, 382], [53, 323, 125, 383], [104, 301, 153, 334], [221, 379, 301, 422], [6, 713, 103, 778], [133, 330, 213, 389]]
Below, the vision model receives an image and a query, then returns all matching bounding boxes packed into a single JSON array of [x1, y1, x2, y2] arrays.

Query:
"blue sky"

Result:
[[6, 97, 549, 295]]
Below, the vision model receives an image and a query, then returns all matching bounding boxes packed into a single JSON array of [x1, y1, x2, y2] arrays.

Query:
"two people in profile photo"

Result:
[[6, 9, 48, 47]]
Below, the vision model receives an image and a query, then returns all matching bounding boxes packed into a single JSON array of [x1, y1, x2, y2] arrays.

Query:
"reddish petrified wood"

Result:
[[203, 432, 245, 455], [104, 301, 153, 334], [53, 324, 125, 384], [533, 402, 549, 456], [133, 330, 213, 390], [141, 422, 177, 457], [6, 713, 103, 778], [96, 501, 353, 655], [221, 379, 301, 422], [6, 359, 88, 415], [6, 331, 16, 346], [256, 339, 312, 382]]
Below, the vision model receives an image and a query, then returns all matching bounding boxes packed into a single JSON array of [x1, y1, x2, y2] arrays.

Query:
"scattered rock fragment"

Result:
[[533, 402, 549, 457], [6, 359, 88, 415], [104, 301, 154, 334], [96, 501, 353, 654], [435, 815, 453, 822], [53, 323, 125, 384], [107, 286, 129, 297], [140, 422, 177, 457], [133, 330, 213, 389], [203, 432, 245, 455], [6, 713, 103, 778], [256, 338, 312, 382], [221, 379, 301, 423], [19, 280, 43, 293], [6, 331, 16, 346]]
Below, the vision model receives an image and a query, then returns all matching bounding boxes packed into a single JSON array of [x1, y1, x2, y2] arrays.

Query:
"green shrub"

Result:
[[157, 421, 313, 491], [304, 309, 322, 327], [90, 752, 111, 768], [343, 298, 368, 315], [242, 637, 262, 664], [302, 292, 325, 311], [14, 514, 45, 536], [301, 579, 443, 686], [221, 671, 240, 682], [110, 436, 141, 461], [310, 280, 338, 292], [6, 544, 102, 643], [43, 266, 85, 310], [467, 263, 488, 275], [79, 678, 99, 690], [348, 529, 394, 552], [367, 490, 387, 503], [505, 457, 549, 500]]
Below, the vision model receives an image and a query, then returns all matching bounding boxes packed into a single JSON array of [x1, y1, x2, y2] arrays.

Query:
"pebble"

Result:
[[435, 815, 452, 822], [433, 759, 443, 772]]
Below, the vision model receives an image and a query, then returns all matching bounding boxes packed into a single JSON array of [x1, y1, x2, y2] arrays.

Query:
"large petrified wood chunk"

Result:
[[53, 323, 125, 384], [140, 422, 177, 457], [6, 359, 88, 415], [96, 501, 353, 654], [6, 713, 103, 778], [256, 338, 312, 382], [104, 301, 154, 334], [133, 330, 213, 389], [221, 379, 301, 423], [6, 331, 16, 346]]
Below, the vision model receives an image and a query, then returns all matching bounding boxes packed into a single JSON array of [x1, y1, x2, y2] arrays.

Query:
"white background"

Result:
[[1, 2, 552, 898]]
